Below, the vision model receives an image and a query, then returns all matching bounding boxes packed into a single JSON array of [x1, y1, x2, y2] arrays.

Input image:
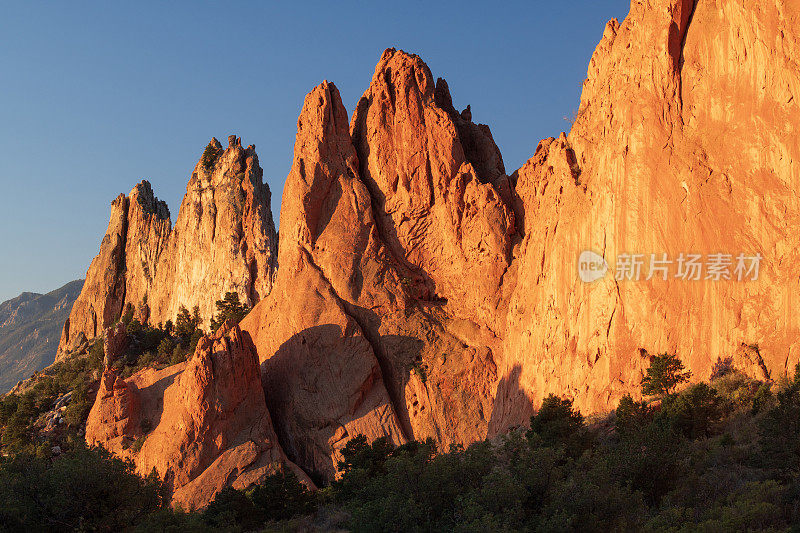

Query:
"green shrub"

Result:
[[751, 383, 774, 414], [659, 383, 722, 439], [170, 346, 188, 365], [200, 142, 222, 171], [157, 337, 175, 358], [203, 486, 261, 530], [713, 371, 759, 412], [131, 436, 146, 453], [248, 469, 317, 521], [527, 394, 588, 455], [87, 340, 105, 369], [410, 360, 428, 383], [0, 446, 166, 530], [121, 303, 135, 328], [210, 292, 250, 333], [615, 394, 653, 433], [641, 353, 692, 397], [189, 330, 203, 351]]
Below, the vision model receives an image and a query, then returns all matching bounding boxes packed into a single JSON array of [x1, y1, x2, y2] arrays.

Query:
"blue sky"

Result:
[[0, 1, 629, 302]]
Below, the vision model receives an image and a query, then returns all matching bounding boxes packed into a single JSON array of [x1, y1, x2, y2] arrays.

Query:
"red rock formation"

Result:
[[148, 136, 278, 329], [494, 0, 800, 428], [242, 59, 513, 481], [244, 0, 800, 474], [241, 81, 407, 481], [58, 192, 137, 355], [85, 370, 141, 448], [83, 0, 800, 504], [85, 322, 309, 510], [57, 137, 277, 358]]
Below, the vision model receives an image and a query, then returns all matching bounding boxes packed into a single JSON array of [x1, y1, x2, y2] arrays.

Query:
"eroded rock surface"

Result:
[[57, 136, 277, 359], [85, 322, 309, 510], [244, 0, 800, 475]]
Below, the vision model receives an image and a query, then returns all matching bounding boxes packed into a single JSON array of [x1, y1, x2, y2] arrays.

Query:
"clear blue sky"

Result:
[[0, 1, 629, 302]]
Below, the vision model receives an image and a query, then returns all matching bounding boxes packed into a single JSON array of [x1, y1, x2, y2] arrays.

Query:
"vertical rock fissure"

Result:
[[298, 247, 413, 442], [340, 300, 414, 441], [678, 0, 699, 109]]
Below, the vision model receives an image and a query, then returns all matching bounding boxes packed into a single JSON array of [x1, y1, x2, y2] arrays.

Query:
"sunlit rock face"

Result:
[[57, 136, 278, 359], [244, 0, 800, 475], [81, 0, 800, 502], [494, 0, 800, 427], [85, 322, 311, 510]]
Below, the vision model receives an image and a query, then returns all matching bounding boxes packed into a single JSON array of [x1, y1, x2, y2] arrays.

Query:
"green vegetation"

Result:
[[0, 445, 167, 531], [0, 343, 103, 456], [641, 352, 692, 397], [116, 304, 203, 377], [200, 142, 222, 170], [189, 358, 800, 531], [4, 349, 800, 531], [210, 291, 251, 333]]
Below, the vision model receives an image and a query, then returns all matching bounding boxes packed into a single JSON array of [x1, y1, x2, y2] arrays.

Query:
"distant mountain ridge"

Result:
[[0, 280, 83, 392]]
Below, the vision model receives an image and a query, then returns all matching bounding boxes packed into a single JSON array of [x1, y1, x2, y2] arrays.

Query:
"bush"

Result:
[[751, 383, 774, 414], [337, 435, 395, 477], [527, 394, 588, 455], [189, 329, 204, 351], [170, 345, 188, 366], [0, 446, 166, 530], [248, 469, 317, 521], [659, 383, 722, 439], [757, 367, 800, 476], [157, 337, 175, 358], [711, 356, 736, 380], [609, 417, 683, 505], [87, 339, 105, 369], [210, 292, 250, 333], [203, 486, 261, 530], [200, 142, 222, 171], [175, 305, 202, 347], [615, 394, 653, 433], [641, 353, 692, 397], [713, 371, 759, 412], [63, 381, 92, 427], [121, 303, 135, 328]]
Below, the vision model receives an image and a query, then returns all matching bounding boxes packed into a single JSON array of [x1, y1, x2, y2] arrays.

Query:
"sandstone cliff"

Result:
[[58, 136, 277, 358], [494, 0, 800, 427]]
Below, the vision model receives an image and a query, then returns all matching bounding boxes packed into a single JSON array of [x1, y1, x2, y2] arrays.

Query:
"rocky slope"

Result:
[[57, 136, 277, 358], [0, 280, 83, 392], [74, 0, 799, 507]]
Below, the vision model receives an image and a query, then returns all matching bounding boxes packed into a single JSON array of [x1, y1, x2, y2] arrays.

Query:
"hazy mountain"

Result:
[[0, 280, 83, 392]]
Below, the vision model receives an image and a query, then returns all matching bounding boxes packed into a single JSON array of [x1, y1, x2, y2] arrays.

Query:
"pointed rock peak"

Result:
[[298, 80, 351, 142], [370, 48, 436, 104], [282, 80, 359, 245], [434, 77, 454, 110], [227, 134, 241, 149], [356, 49, 505, 181], [128, 180, 170, 220]]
